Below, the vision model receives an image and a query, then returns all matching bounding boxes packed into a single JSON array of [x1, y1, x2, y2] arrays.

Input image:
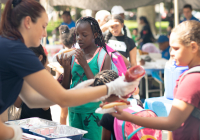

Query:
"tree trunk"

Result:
[[137, 5, 157, 36]]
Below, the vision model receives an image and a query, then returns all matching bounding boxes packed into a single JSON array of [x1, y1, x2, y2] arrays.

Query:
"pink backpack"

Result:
[[105, 45, 127, 76], [114, 108, 162, 140]]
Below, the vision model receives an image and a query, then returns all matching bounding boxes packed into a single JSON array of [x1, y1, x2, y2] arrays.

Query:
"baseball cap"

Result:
[[157, 35, 169, 43], [111, 6, 125, 15]]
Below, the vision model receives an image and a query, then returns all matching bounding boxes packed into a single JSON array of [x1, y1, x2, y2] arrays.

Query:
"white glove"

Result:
[[71, 79, 94, 90], [106, 75, 140, 97], [8, 125, 22, 140]]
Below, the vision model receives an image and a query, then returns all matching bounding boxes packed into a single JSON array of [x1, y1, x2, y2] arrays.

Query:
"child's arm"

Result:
[[111, 98, 194, 131], [75, 49, 95, 79], [60, 107, 68, 125]]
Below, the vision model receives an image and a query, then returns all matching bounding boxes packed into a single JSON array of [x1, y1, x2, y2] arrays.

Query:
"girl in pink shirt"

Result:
[[112, 20, 200, 140]]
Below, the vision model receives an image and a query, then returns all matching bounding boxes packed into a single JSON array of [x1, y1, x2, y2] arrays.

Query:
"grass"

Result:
[[47, 19, 62, 35], [47, 20, 169, 37], [124, 20, 168, 34]]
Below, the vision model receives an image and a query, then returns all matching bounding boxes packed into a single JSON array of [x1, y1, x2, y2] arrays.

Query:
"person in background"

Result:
[[132, 28, 138, 43], [52, 11, 76, 36], [105, 15, 137, 66], [101, 6, 132, 38], [112, 20, 200, 140], [157, 35, 170, 60], [57, 25, 75, 125], [138, 16, 155, 48], [95, 10, 111, 28], [180, 4, 199, 23]]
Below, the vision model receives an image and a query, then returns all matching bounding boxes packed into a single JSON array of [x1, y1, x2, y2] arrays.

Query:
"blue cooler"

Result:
[[164, 60, 188, 100], [144, 60, 188, 117]]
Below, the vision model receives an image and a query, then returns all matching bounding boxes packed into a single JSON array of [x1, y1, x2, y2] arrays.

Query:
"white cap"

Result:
[[95, 10, 110, 20], [111, 6, 125, 15]]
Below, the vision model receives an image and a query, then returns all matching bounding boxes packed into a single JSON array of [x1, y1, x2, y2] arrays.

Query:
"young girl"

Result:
[[56, 25, 75, 124], [65, 16, 111, 140], [0, 0, 139, 139], [112, 20, 200, 140], [105, 15, 137, 66]]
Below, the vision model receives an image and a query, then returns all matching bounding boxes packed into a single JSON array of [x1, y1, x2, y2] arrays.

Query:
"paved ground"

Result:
[[50, 105, 168, 140]]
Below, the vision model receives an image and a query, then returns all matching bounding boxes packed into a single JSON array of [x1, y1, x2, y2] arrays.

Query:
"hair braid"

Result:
[[123, 25, 131, 58], [105, 31, 112, 44], [76, 16, 108, 53], [93, 70, 119, 86]]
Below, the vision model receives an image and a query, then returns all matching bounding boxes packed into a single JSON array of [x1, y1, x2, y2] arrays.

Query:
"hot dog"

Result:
[[100, 100, 130, 109], [56, 48, 76, 56]]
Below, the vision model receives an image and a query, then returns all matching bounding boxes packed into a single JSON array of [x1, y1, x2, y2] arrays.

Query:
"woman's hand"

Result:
[[75, 49, 88, 68], [111, 106, 133, 122], [56, 53, 72, 70], [106, 76, 140, 97]]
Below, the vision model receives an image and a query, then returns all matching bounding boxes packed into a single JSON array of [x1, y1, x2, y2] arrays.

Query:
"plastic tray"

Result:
[[30, 125, 88, 140]]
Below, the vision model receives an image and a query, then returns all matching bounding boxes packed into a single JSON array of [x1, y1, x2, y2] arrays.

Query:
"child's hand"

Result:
[[56, 53, 72, 70], [111, 106, 133, 122], [75, 49, 87, 68]]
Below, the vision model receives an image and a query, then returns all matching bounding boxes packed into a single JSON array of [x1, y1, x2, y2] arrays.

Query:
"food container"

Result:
[[5, 117, 59, 133], [30, 125, 88, 140], [22, 133, 45, 140]]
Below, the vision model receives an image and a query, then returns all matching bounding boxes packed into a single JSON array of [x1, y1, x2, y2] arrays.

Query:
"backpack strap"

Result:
[[97, 47, 107, 72], [71, 55, 75, 70], [178, 66, 200, 86], [177, 66, 200, 120]]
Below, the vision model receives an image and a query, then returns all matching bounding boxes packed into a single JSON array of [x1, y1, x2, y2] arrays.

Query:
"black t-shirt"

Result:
[[20, 103, 52, 121], [107, 35, 136, 58], [100, 113, 116, 140], [0, 36, 44, 114], [140, 25, 154, 44]]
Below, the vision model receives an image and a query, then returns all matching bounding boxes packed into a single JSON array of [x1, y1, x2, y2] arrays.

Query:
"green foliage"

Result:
[[124, 20, 168, 34]]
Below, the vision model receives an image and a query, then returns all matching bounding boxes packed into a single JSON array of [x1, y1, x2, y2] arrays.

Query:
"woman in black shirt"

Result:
[[138, 16, 155, 48]]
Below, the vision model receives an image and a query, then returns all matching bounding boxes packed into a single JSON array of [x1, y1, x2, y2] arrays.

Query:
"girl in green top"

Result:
[[67, 17, 111, 140]]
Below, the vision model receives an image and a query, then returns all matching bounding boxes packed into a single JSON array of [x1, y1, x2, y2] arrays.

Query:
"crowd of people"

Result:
[[0, 0, 200, 140]]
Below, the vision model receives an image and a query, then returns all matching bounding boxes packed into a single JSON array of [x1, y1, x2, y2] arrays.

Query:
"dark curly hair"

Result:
[[59, 25, 76, 48], [93, 70, 119, 86]]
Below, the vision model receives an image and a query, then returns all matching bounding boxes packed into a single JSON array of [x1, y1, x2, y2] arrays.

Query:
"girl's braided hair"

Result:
[[105, 15, 131, 58], [76, 16, 108, 53], [93, 70, 119, 86]]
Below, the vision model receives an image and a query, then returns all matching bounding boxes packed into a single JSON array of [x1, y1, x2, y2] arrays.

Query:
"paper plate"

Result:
[[95, 105, 131, 114]]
